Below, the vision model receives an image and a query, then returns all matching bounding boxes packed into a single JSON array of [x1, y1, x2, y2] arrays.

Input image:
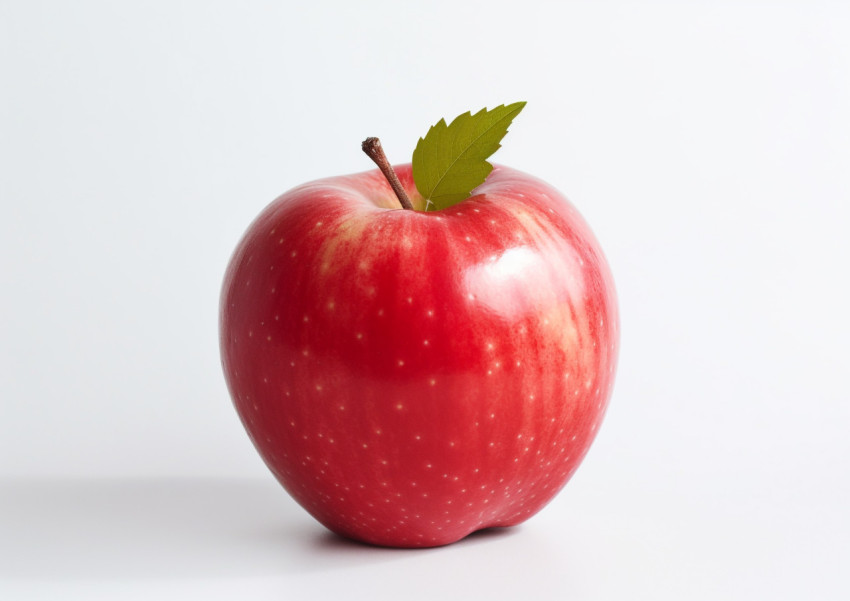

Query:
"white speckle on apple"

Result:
[[423, 339, 429, 346], [397, 359, 405, 367], [290, 251, 297, 258], [396, 403, 404, 410], [356, 332, 363, 340], [429, 379, 436, 386], [427, 309, 434, 317]]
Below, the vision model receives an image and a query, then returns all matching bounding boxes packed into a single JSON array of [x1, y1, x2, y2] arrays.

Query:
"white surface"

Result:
[[3, 474, 845, 600], [1, 0, 849, 598]]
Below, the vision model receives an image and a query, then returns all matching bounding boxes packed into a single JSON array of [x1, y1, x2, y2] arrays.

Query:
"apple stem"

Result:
[[362, 137, 414, 210]]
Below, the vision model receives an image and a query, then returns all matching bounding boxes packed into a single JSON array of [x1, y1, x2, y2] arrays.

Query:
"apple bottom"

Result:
[[242, 346, 610, 548]]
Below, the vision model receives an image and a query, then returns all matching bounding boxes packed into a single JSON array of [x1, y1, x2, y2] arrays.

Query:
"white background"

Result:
[[2, 1, 848, 599]]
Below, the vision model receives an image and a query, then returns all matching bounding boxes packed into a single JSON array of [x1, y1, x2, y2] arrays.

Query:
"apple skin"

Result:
[[220, 164, 618, 547]]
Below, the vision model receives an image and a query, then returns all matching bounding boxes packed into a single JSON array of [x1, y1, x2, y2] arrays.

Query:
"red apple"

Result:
[[220, 163, 618, 547]]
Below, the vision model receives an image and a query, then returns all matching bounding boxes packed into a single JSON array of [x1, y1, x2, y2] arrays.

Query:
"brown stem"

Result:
[[361, 137, 414, 210]]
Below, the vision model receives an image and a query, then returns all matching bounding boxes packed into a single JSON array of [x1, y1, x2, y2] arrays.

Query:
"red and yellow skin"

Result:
[[220, 164, 618, 547]]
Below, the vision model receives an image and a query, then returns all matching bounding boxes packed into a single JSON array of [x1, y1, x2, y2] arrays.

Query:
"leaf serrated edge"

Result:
[[412, 102, 526, 211], [427, 103, 525, 205]]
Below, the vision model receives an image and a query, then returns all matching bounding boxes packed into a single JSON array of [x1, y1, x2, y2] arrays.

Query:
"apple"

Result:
[[220, 157, 618, 547]]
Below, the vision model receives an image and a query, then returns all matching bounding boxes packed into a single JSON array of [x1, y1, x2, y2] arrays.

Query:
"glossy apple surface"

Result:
[[220, 164, 618, 547]]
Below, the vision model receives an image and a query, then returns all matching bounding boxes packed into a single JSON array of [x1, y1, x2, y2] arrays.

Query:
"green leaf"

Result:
[[412, 102, 526, 211]]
